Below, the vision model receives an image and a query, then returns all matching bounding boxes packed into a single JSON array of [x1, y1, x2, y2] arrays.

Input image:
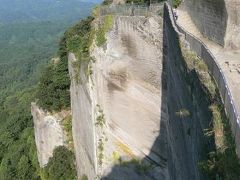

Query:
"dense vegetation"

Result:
[[0, 21, 69, 179], [173, 0, 182, 8], [66, 16, 95, 83], [102, 0, 113, 5], [96, 15, 113, 46], [0, 0, 95, 178], [0, 22, 67, 100], [37, 35, 70, 111], [36, 16, 95, 110], [41, 146, 77, 180], [0, 0, 94, 24], [0, 88, 39, 179], [66, 17, 94, 60]]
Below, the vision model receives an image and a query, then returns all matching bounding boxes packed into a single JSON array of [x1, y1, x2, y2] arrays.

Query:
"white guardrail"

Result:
[[165, 3, 240, 157]]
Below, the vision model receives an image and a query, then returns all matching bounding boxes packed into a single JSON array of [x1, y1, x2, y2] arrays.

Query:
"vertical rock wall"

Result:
[[184, 0, 227, 46], [164, 5, 214, 180], [184, 0, 240, 49], [225, 0, 240, 49], [69, 15, 168, 179], [69, 4, 230, 179], [68, 53, 97, 180], [93, 16, 167, 179], [31, 103, 68, 167]]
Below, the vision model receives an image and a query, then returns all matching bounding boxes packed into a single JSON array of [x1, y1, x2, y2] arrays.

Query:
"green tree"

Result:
[[42, 146, 77, 180]]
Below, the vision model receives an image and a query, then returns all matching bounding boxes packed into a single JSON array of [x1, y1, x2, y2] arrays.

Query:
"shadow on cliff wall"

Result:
[[101, 4, 217, 179], [101, 15, 168, 180]]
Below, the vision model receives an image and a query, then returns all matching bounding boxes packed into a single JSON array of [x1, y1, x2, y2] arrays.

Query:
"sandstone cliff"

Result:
[[69, 4, 234, 178], [32, 1, 240, 179], [183, 0, 240, 49], [31, 103, 70, 167], [69, 14, 167, 179]]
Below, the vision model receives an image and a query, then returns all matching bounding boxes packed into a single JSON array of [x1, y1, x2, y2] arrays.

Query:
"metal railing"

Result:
[[99, 3, 164, 16], [98, 1, 240, 157], [165, 3, 240, 157]]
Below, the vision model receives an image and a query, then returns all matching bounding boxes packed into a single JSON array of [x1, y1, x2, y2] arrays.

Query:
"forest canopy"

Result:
[[0, 0, 95, 178], [36, 35, 70, 112], [41, 146, 77, 180], [36, 16, 94, 111]]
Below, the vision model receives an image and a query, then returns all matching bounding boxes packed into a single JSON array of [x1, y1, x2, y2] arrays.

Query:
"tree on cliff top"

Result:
[[37, 35, 70, 112]]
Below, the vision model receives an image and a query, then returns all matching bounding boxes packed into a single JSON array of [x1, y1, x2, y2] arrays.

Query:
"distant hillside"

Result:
[[0, 0, 94, 179], [0, 0, 96, 24]]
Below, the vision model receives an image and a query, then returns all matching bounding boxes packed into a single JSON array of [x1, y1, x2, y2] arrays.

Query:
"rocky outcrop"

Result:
[[183, 0, 240, 49], [31, 103, 69, 167]]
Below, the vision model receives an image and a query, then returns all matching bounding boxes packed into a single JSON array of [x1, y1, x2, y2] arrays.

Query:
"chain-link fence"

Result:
[[165, 3, 240, 157], [99, 3, 164, 16]]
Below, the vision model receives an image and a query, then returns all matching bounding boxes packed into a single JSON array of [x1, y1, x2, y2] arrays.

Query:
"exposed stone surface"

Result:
[[183, 0, 240, 49], [112, 0, 125, 5], [178, 4, 240, 138], [69, 2, 240, 179], [95, 15, 166, 179], [32, 2, 240, 179], [225, 0, 240, 49], [68, 53, 97, 180], [164, 5, 213, 179], [69, 15, 168, 179], [31, 103, 69, 167]]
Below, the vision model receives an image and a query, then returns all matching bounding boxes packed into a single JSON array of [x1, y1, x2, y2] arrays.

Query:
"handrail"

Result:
[[165, 2, 240, 156], [99, 3, 164, 16], [98, 1, 240, 156], [176, 19, 239, 121]]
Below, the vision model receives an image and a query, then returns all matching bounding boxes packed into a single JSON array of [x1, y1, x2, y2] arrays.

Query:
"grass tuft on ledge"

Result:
[[180, 42, 240, 179], [96, 15, 113, 47]]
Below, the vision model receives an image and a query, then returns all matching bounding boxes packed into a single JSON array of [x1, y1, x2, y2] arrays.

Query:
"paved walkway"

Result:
[[177, 8, 240, 115]]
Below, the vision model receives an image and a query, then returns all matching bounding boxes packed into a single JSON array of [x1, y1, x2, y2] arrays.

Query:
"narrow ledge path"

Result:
[[177, 8, 240, 116]]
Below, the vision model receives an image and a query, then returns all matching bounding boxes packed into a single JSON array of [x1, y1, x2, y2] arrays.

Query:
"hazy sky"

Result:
[[81, 0, 102, 2]]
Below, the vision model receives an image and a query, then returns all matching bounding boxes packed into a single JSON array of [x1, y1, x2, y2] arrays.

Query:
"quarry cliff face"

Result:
[[163, 5, 213, 179], [184, 0, 240, 49], [31, 1, 240, 179], [69, 7, 216, 179], [69, 52, 97, 180], [225, 0, 240, 49], [31, 103, 69, 167], [69, 15, 168, 179], [76, 5, 219, 180]]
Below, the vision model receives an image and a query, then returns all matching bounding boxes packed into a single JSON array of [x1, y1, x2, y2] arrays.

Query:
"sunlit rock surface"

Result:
[[31, 103, 69, 167]]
